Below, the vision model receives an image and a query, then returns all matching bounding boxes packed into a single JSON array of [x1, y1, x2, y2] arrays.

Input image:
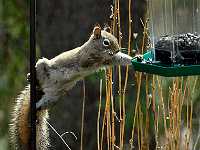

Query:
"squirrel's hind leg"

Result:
[[36, 94, 59, 109]]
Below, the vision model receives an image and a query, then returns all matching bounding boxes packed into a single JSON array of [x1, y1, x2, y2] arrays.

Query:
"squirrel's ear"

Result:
[[93, 25, 101, 39]]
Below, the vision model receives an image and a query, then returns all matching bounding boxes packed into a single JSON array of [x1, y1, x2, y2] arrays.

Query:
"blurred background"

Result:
[[0, 0, 146, 149], [0, 0, 200, 150], [0, 0, 29, 149]]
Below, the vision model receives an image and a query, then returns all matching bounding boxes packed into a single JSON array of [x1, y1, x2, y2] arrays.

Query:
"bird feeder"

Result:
[[131, 0, 200, 77]]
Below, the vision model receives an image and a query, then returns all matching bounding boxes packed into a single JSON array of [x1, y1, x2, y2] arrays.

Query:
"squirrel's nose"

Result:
[[112, 52, 132, 66]]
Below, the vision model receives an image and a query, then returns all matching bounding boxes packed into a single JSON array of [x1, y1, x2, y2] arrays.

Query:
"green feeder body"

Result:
[[131, 33, 200, 77]]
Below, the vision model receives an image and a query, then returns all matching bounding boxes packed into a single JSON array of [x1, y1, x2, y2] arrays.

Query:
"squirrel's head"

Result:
[[79, 25, 132, 68]]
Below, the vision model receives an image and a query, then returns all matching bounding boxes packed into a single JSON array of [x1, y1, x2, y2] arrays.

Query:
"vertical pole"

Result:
[[30, 0, 37, 149]]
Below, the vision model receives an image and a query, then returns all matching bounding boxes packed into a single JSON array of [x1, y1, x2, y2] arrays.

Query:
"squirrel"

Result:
[[9, 25, 132, 149]]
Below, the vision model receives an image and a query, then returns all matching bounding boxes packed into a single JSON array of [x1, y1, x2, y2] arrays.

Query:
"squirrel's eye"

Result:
[[103, 39, 111, 47]]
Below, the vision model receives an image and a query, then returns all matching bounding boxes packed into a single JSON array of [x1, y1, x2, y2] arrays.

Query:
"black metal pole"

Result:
[[30, 0, 37, 149]]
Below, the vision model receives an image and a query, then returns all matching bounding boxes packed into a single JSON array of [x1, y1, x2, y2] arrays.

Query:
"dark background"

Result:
[[36, 0, 147, 149], [0, 0, 147, 149]]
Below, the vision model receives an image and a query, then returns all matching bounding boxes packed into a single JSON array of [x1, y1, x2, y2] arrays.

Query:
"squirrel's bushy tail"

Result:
[[9, 85, 50, 150]]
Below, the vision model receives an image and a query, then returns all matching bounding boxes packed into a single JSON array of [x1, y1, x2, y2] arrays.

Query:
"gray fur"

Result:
[[36, 30, 132, 109], [9, 28, 132, 149]]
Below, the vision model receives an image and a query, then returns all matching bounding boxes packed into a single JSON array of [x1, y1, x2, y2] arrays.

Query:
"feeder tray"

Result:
[[131, 33, 200, 77]]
